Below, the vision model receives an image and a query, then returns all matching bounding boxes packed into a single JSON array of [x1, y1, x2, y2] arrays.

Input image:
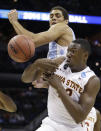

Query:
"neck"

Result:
[[71, 65, 87, 73]]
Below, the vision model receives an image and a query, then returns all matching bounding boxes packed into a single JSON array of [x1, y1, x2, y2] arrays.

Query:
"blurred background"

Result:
[[0, 0, 101, 130]]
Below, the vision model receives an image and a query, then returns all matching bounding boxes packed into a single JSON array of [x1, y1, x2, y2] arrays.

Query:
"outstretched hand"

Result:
[[32, 76, 49, 88], [8, 9, 18, 24], [43, 72, 62, 90], [21, 57, 65, 83], [34, 58, 59, 72]]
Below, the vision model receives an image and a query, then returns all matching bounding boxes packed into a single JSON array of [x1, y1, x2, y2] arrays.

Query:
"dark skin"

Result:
[[21, 42, 100, 123], [21, 56, 65, 83], [44, 74, 100, 123], [94, 109, 101, 131], [0, 91, 17, 112]]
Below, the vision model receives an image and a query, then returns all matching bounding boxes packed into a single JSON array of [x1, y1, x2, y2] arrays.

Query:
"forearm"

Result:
[[53, 56, 66, 65], [57, 86, 86, 123], [0, 91, 17, 112], [21, 62, 42, 83], [11, 21, 35, 38], [22, 58, 59, 83]]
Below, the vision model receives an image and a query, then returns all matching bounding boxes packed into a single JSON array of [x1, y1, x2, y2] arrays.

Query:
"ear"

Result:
[[65, 20, 68, 24], [84, 52, 88, 61]]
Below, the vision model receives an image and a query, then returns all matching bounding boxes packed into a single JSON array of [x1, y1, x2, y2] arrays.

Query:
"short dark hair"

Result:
[[50, 6, 69, 20], [72, 39, 91, 56]]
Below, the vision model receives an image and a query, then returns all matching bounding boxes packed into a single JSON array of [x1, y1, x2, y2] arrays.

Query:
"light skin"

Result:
[[0, 91, 17, 112], [22, 42, 100, 123], [8, 9, 73, 47], [8, 7, 74, 88]]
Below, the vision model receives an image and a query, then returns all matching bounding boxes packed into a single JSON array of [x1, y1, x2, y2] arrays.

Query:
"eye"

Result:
[[55, 13, 61, 18], [50, 14, 53, 18]]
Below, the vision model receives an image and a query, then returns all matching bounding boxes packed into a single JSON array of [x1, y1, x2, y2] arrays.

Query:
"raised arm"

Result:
[[8, 9, 35, 38], [44, 74, 100, 123], [8, 10, 71, 47], [0, 91, 17, 112], [94, 109, 101, 131]]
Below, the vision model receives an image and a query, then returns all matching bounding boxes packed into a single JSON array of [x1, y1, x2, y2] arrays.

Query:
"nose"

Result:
[[52, 15, 57, 20]]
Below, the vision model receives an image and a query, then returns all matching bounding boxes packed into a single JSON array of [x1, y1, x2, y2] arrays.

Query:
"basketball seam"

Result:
[[22, 35, 31, 57], [8, 39, 27, 61], [13, 37, 29, 59]]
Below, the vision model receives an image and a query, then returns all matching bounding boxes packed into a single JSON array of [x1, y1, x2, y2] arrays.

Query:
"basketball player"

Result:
[[8, 6, 75, 86], [84, 107, 101, 131], [0, 91, 17, 112], [21, 39, 100, 131], [8, 6, 75, 51]]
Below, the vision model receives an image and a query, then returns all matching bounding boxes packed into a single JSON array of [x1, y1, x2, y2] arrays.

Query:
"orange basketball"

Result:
[[8, 35, 35, 62]]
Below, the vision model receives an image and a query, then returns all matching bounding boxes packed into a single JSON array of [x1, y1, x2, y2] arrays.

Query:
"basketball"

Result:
[[8, 35, 35, 62]]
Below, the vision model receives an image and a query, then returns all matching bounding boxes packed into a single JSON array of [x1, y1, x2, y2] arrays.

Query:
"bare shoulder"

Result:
[[53, 56, 66, 65], [96, 109, 101, 120], [49, 23, 69, 32], [85, 75, 100, 99], [87, 75, 100, 90]]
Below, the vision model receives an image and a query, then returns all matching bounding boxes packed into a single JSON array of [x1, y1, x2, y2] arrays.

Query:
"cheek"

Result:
[[57, 18, 64, 21], [72, 56, 78, 62]]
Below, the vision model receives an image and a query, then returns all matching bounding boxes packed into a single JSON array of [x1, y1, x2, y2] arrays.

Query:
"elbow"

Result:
[[21, 74, 27, 83], [74, 119, 84, 124], [9, 104, 17, 113], [74, 115, 86, 124], [21, 74, 31, 83]]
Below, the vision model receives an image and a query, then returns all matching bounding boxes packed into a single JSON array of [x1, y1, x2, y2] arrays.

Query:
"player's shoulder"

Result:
[[96, 109, 101, 117], [88, 75, 100, 86], [50, 23, 69, 30], [86, 75, 100, 94]]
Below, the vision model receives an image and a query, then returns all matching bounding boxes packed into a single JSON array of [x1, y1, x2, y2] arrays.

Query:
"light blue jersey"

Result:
[[47, 27, 75, 59]]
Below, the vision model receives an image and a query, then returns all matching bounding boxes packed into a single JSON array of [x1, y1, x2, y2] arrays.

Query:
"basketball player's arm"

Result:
[[8, 9, 35, 38], [46, 75, 100, 123], [21, 57, 65, 83], [8, 10, 71, 47], [0, 91, 17, 112], [94, 109, 101, 131]]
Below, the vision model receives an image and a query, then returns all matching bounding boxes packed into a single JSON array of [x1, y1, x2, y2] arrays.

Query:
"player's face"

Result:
[[49, 10, 65, 26], [66, 43, 84, 69]]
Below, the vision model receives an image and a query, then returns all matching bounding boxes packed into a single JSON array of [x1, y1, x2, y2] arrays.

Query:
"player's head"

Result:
[[49, 6, 69, 26], [66, 38, 91, 71]]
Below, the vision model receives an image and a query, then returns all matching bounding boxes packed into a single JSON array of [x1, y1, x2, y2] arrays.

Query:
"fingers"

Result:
[[43, 71, 54, 82], [32, 80, 49, 88], [35, 58, 58, 72], [8, 9, 18, 23]]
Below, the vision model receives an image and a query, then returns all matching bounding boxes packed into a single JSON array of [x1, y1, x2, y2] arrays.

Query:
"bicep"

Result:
[[32, 24, 65, 47], [79, 76, 100, 117], [94, 110, 101, 131], [94, 118, 101, 131]]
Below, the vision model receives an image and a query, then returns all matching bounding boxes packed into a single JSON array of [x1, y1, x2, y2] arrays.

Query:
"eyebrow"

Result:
[[50, 13, 61, 15]]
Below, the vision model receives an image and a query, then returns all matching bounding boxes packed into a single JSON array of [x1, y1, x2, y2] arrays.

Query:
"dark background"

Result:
[[0, 0, 101, 130]]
